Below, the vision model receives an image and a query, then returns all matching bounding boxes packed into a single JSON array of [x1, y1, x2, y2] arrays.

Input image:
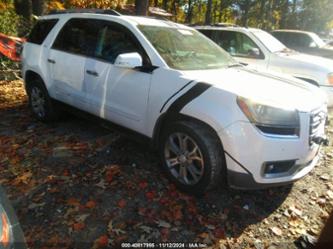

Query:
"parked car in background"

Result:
[[195, 26, 333, 106], [271, 30, 333, 59], [22, 10, 328, 193], [0, 187, 26, 249]]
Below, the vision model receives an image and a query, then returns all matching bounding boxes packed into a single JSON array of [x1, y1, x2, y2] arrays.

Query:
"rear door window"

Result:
[[52, 18, 100, 57], [28, 19, 58, 44]]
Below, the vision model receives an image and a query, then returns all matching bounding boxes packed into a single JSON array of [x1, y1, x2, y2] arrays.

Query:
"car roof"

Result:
[[41, 11, 191, 29], [272, 29, 314, 35], [193, 25, 263, 33]]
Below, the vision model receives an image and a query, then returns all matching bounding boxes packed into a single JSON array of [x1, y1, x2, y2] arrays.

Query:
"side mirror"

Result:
[[309, 41, 317, 48], [248, 48, 260, 58], [114, 52, 143, 68]]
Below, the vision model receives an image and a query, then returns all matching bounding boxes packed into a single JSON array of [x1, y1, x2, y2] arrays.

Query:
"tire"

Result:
[[27, 79, 59, 122], [159, 121, 225, 194]]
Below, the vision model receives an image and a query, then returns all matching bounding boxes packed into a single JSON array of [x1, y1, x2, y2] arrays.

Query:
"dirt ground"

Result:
[[0, 80, 332, 249]]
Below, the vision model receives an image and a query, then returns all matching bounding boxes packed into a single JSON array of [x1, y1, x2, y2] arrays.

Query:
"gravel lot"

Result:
[[0, 80, 332, 249]]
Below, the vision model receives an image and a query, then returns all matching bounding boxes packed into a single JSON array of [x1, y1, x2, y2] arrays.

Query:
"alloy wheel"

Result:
[[164, 132, 204, 185]]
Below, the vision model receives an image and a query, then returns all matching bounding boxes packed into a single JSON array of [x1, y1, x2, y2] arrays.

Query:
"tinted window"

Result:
[[52, 19, 150, 64], [287, 33, 313, 47], [198, 29, 212, 37], [95, 23, 148, 64], [28, 19, 58, 44], [272, 32, 289, 45], [52, 19, 100, 56], [211, 30, 264, 59]]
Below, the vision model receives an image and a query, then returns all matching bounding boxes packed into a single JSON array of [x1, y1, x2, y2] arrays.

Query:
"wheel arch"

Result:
[[24, 70, 45, 90], [152, 112, 224, 152]]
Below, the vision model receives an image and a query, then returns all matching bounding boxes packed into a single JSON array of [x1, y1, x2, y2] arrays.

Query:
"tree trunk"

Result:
[[135, 0, 149, 16], [213, 1, 217, 24], [14, 0, 32, 20], [154, 0, 158, 7], [186, 0, 193, 23], [292, 0, 297, 13], [260, 0, 266, 23], [162, 0, 168, 10], [241, 0, 250, 27], [205, 0, 213, 24], [31, 0, 45, 16], [280, 0, 289, 28], [172, 0, 177, 21]]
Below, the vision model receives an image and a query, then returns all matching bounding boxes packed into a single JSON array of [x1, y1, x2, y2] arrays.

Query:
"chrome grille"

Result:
[[309, 108, 326, 145]]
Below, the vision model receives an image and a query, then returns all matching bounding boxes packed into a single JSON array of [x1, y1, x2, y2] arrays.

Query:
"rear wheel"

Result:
[[27, 79, 59, 122], [159, 121, 225, 194]]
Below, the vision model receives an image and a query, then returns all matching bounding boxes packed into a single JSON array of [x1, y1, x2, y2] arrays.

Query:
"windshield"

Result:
[[138, 25, 235, 70], [252, 30, 286, 53], [309, 32, 326, 47]]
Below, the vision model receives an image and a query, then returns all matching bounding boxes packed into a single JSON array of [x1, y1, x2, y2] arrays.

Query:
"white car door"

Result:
[[47, 18, 99, 109], [84, 21, 152, 133]]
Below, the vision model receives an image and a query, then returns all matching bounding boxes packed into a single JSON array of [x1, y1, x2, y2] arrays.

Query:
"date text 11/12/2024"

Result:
[[121, 242, 208, 248]]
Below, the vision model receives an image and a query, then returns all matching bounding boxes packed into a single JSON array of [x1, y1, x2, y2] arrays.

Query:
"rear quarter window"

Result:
[[28, 19, 58, 45]]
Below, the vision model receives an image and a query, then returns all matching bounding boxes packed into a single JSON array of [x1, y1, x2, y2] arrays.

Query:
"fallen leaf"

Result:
[[206, 224, 215, 230], [320, 174, 330, 181], [67, 198, 80, 207], [118, 199, 127, 209], [73, 222, 85, 231], [213, 227, 225, 239], [289, 205, 303, 216], [95, 179, 106, 189], [96, 235, 109, 247], [145, 191, 156, 200], [270, 227, 282, 236], [75, 214, 90, 223], [140, 225, 152, 233], [326, 190, 333, 199], [156, 220, 171, 228], [86, 200, 96, 209], [139, 181, 148, 189]]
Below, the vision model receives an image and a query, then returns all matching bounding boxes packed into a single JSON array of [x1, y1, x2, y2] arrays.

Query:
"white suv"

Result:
[[195, 26, 333, 106], [22, 10, 328, 193]]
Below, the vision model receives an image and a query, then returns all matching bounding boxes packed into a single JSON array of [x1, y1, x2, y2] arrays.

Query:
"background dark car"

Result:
[[272, 30, 333, 59], [0, 187, 26, 249]]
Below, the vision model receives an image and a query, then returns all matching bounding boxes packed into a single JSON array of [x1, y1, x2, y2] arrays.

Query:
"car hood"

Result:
[[277, 51, 333, 70], [181, 67, 326, 112]]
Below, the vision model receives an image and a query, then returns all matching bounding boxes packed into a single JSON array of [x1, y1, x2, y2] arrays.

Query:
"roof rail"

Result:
[[213, 22, 239, 27], [47, 8, 121, 16]]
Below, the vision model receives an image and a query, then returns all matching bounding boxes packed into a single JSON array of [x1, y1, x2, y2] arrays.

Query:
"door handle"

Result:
[[47, 59, 56, 64], [86, 70, 98, 77]]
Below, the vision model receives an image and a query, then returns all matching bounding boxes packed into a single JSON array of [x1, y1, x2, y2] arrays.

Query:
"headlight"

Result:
[[237, 96, 300, 136], [328, 73, 333, 85]]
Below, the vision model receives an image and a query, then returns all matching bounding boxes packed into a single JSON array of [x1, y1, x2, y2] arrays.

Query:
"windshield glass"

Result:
[[252, 30, 286, 53], [138, 25, 235, 70], [309, 33, 326, 47]]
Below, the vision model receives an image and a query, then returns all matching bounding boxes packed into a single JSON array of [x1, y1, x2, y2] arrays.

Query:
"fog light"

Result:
[[263, 160, 296, 176]]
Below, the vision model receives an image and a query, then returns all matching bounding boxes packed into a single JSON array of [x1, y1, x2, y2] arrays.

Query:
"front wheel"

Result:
[[159, 121, 225, 194]]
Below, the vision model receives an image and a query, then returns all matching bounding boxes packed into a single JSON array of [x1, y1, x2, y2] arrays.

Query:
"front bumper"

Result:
[[227, 152, 319, 189], [218, 107, 326, 189]]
